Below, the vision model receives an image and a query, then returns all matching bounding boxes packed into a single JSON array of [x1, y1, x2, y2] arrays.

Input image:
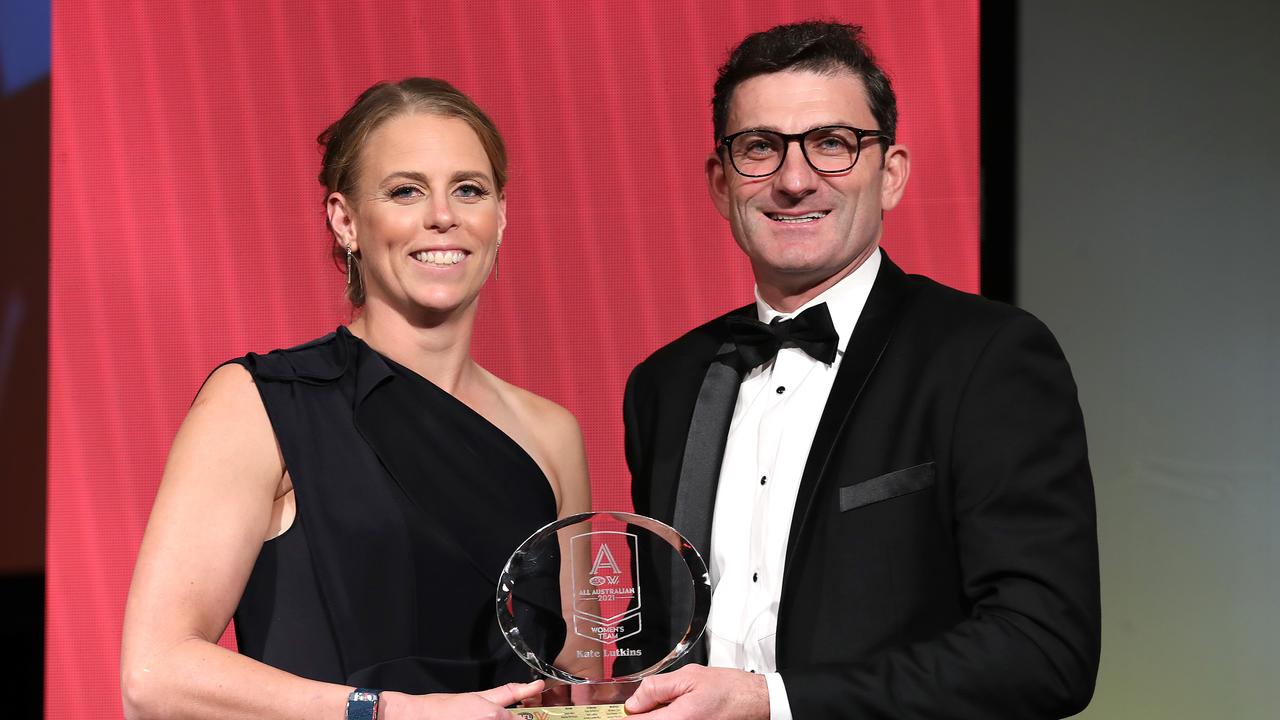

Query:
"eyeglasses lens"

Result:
[[728, 128, 860, 176]]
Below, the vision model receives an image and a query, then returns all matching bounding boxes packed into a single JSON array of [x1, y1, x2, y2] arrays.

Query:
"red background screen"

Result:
[[48, 1, 978, 716]]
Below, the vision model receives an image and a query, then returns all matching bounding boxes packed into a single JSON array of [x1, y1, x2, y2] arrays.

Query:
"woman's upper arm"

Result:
[[122, 363, 284, 669], [547, 405, 591, 518]]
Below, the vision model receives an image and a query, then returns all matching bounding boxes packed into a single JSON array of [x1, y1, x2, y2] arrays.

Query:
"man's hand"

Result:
[[623, 665, 770, 720]]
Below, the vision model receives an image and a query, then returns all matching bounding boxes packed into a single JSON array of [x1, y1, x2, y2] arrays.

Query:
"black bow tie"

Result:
[[721, 302, 840, 375]]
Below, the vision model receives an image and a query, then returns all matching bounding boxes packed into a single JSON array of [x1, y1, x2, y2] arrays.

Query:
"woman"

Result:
[[121, 78, 589, 719]]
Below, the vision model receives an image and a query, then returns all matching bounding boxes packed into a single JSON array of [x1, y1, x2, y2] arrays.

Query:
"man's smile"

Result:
[[764, 210, 830, 223]]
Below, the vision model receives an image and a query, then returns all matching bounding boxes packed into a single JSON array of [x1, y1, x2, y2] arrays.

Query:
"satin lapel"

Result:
[[666, 305, 755, 556], [668, 345, 737, 668], [781, 256, 911, 588], [662, 308, 753, 667], [671, 347, 739, 570]]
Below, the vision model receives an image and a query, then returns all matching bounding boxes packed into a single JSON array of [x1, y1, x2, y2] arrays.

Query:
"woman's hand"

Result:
[[380, 680, 545, 719]]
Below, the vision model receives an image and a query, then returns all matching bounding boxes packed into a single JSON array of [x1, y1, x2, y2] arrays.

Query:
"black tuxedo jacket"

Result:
[[624, 253, 1100, 718]]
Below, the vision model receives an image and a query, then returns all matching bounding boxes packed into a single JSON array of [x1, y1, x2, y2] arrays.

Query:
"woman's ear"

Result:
[[326, 192, 358, 253]]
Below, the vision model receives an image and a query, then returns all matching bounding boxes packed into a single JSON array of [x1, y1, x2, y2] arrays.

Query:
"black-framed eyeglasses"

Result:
[[718, 125, 893, 178]]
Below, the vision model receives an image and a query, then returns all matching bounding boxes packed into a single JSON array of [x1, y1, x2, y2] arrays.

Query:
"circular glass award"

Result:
[[496, 511, 710, 704]]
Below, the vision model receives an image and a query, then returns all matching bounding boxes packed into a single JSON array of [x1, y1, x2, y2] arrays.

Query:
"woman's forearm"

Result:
[[121, 636, 349, 720]]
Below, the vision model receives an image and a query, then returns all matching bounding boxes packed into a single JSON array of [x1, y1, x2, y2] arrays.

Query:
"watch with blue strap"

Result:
[[346, 688, 381, 720]]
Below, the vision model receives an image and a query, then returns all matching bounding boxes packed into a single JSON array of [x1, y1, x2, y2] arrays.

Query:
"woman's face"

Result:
[[333, 112, 505, 321]]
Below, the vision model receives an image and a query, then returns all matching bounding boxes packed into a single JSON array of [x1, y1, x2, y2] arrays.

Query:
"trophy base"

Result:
[[512, 705, 628, 719], [517, 679, 640, 718]]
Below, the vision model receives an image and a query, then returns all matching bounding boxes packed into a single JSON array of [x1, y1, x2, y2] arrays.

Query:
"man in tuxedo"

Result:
[[622, 21, 1100, 719]]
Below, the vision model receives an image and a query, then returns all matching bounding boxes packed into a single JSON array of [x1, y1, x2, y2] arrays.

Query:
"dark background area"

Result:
[[980, 0, 1017, 304], [1, 1, 50, 717]]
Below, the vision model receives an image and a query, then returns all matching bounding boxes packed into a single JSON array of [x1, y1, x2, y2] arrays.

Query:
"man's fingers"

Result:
[[476, 680, 545, 706], [624, 673, 686, 714], [626, 706, 681, 720], [569, 682, 598, 706]]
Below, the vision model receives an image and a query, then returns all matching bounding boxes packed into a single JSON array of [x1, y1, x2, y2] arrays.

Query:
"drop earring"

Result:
[[345, 242, 354, 286], [494, 234, 503, 279]]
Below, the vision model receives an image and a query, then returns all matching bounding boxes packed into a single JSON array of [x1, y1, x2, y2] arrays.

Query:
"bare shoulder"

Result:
[[511, 382, 582, 444], [195, 362, 262, 412], [478, 368, 589, 515], [167, 362, 284, 497], [476, 368, 579, 447]]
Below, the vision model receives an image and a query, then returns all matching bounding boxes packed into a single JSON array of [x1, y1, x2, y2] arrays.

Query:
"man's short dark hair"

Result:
[[711, 21, 898, 144]]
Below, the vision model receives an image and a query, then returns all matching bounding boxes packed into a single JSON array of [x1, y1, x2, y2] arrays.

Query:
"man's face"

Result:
[[707, 69, 909, 301]]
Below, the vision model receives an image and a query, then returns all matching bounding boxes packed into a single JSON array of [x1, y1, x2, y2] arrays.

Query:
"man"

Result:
[[622, 21, 1100, 719]]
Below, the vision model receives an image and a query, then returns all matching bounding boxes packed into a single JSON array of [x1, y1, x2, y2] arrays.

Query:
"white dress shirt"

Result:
[[705, 251, 880, 720]]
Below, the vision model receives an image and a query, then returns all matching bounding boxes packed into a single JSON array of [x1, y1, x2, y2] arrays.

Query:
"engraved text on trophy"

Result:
[[571, 531, 642, 644]]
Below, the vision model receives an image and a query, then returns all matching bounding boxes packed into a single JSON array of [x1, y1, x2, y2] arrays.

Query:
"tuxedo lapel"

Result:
[[782, 255, 911, 587], [637, 308, 748, 667], [652, 306, 753, 539], [662, 346, 734, 668], [671, 349, 739, 567]]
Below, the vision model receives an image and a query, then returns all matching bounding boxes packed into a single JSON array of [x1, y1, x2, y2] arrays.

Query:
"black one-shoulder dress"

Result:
[[229, 327, 556, 693]]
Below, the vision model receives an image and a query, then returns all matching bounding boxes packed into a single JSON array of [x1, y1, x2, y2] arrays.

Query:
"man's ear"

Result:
[[879, 143, 911, 212], [706, 152, 732, 220], [326, 192, 358, 252]]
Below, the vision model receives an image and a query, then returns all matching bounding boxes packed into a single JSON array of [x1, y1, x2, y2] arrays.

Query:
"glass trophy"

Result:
[[496, 512, 710, 719]]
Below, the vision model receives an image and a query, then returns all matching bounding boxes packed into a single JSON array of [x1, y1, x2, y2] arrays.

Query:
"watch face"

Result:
[[346, 690, 380, 720]]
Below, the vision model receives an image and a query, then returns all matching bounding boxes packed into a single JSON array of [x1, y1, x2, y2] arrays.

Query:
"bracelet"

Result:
[[346, 688, 381, 720]]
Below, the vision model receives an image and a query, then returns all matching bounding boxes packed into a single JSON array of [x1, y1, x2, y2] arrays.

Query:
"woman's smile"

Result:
[[410, 248, 470, 267]]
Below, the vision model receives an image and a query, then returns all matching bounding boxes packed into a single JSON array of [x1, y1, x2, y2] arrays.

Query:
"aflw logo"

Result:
[[590, 544, 622, 575], [572, 530, 642, 644]]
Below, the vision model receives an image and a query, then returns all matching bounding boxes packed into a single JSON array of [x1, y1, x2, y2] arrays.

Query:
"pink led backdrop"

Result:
[[49, 1, 979, 716]]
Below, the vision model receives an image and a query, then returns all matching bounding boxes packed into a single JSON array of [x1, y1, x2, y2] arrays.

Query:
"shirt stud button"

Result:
[[775, 386, 785, 394], [760, 475, 767, 485], [752, 572, 758, 582]]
